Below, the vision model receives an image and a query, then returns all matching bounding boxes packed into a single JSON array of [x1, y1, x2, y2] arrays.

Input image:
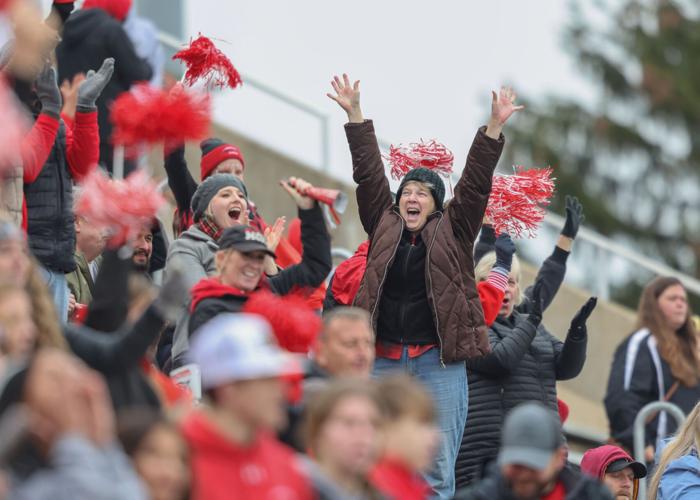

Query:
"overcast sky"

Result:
[[184, 0, 598, 188]]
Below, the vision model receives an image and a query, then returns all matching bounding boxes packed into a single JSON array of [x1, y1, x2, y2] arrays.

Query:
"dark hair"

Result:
[[116, 409, 184, 457], [636, 276, 699, 386]]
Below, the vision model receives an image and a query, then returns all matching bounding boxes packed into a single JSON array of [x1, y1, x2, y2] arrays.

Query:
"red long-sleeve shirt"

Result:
[[20, 110, 99, 229]]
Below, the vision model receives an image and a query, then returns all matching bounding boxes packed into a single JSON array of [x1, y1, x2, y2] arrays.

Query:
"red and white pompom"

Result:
[[243, 290, 321, 354], [75, 169, 165, 247], [110, 83, 210, 154], [384, 139, 454, 181], [0, 77, 31, 174], [486, 166, 555, 238], [172, 34, 242, 89]]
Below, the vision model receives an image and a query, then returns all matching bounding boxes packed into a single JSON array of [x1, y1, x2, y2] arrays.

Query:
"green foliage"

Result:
[[504, 0, 700, 290]]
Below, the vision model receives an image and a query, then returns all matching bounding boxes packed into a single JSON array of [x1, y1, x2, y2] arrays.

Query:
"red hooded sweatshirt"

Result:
[[580, 445, 640, 500], [182, 411, 313, 500], [369, 456, 430, 500]]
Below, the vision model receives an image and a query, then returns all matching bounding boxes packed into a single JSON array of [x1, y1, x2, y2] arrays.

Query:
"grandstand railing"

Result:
[[634, 401, 686, 499], [158, 33, 330, 173], [157, 33, 700, 303]]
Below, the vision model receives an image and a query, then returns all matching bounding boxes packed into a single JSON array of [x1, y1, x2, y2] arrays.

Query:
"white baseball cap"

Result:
[[188, 313, 300, 389]]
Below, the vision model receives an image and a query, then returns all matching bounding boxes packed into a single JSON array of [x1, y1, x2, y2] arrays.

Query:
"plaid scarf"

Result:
[[197, 215, 223, 242]]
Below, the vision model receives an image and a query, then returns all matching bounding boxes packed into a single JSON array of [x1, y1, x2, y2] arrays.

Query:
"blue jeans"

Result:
[[40, 267, 68, 324], [373, 347, 467, 499]]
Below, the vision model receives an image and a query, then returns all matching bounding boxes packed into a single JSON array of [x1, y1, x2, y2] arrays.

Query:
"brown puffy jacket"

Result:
[[346, 120, 504, 363]]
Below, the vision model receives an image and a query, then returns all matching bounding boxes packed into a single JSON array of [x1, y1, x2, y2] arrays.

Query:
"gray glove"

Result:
[[76, 58, 114, 112], [35, 63, 62, 117], [152, 263, 190, 323]]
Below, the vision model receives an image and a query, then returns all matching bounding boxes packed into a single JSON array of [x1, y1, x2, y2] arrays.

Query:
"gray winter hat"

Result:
[[191, 174, 248, 222], [396, 168, 446, 211]]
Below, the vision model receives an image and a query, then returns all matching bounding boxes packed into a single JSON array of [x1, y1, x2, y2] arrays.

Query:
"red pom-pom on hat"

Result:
[[486, 166, 555, 238], [172, 34, 242, 89], [384, 139, 454, 181], [243, 290, 321, 354], [110, 83, 211, 155]]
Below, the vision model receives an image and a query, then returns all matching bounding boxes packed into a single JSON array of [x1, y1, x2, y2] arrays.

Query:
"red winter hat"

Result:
[[199, 138, 245, 180], [82, 0, 132, 22]]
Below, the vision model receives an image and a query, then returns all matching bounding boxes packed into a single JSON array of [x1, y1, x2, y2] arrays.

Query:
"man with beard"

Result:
[[131, 225, 153, 274], [455, 403, 612, 500], [130, 220, 167, 277], [580, 445, 646, 500]]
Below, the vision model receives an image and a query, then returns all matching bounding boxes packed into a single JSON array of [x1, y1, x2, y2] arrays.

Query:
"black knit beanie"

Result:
[[191, 174, 248, 222], [395, 168, 446, 211]]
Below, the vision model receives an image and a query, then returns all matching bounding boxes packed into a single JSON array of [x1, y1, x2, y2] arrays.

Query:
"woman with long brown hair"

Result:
[[648, 401, 700, 499], [606, 276, 700, 459]]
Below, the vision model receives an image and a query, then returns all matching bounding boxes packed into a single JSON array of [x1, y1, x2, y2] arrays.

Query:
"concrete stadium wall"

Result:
[[149, 123, 638, 441]]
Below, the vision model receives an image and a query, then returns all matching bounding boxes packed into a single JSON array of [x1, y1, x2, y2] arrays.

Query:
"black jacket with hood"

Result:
[[56, 7, 152, 170]]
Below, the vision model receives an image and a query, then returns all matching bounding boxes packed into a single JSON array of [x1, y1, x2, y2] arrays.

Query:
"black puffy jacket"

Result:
[[456, 313, 587, 486], [24, 123, 76, 273]]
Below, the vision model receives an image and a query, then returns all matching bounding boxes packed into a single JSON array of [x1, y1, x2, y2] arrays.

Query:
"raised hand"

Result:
[[281, 176, 315, 210], [569, 297, 597, 339], [494, 233, 516, 271], [526, 280, 544, 327], [264, 216, 287, 252], [486, 87, 524, 139], [326, 73, 363, 123], [560, 195, 585, 239], [77, 57, 114, 112], [35, 62, 62, 117]]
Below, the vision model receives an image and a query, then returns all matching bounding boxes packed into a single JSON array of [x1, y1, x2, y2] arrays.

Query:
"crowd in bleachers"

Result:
[[0, 1, 699, 499]]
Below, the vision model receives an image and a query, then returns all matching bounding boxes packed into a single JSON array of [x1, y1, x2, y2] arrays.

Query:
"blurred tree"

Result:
[[503, 0, 700, 303]]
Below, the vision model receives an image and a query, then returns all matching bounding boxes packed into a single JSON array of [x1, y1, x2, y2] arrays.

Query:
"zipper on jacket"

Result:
[[398, 238, 415, 343], [426, 213, 446, 367], [370, 213, 404, 330]]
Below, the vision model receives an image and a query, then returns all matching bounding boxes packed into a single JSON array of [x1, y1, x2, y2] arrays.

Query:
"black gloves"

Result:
[[560, 195, 585, 239], [494, 233, 516, 272], [526, 280, 544, 327], [568, 297, 597, 340]]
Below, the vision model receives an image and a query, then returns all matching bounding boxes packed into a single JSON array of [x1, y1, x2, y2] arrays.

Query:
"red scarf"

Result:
[[197, 215, 222, 242]]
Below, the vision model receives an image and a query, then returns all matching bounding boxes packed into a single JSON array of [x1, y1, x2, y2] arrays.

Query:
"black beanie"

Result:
[[395, 168, 446, 211], [191, 174, 248, 222]]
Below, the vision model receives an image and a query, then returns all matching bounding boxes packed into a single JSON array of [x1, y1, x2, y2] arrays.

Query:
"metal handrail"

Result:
[[157, 32, 331, 172], [633, 401, 686, 500], [538, 212, 700, 299]]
